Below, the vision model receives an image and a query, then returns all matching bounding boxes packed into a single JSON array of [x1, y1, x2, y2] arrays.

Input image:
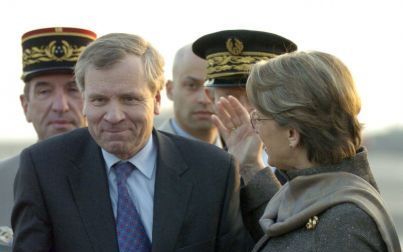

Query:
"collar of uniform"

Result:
[[171, 118, 222, 147]]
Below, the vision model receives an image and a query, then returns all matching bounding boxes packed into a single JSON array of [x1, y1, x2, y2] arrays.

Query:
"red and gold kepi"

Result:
[[192, 29, 297, 88], [21, 27, 97, 81]]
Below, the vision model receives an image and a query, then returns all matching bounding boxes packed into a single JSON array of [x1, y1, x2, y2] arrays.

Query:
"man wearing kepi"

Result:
[[12, 33, 252, 252], [0, 27, 96, 249], [192, 30, 297, 239]]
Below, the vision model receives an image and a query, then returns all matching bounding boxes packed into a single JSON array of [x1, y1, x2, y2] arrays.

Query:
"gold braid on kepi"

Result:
[[21, 27, 97, 81], [192, 29, 297, 88]]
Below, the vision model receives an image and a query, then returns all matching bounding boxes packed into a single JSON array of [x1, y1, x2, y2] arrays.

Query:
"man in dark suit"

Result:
[[12, 33, 252, 252]]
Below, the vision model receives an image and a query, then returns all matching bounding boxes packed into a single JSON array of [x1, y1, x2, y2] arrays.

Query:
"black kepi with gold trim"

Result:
[[192, 29, 297, 88], [21, 27, 97, 81]]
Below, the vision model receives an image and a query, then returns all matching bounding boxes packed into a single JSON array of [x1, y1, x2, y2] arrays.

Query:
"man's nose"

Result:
[[197, 87, 212, 104], [51, 91, 70, 112], [201, 87, 214, 104], [103, 102, 125, 123]]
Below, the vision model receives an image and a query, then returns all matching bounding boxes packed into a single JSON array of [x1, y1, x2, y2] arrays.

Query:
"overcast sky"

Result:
[[0, 0, 402, 141]]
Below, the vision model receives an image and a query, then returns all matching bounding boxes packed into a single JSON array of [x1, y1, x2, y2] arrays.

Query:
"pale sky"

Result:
[[0, 0, 402, 141]]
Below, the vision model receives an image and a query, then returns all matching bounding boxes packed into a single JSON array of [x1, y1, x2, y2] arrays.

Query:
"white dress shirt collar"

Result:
[[102, 135, 156, 179]]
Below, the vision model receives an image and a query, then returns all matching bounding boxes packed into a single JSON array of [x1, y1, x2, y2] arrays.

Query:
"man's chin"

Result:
[[102, 142, 134, 159], [192, 114, 213, 121], [192, 122, 215, 131]]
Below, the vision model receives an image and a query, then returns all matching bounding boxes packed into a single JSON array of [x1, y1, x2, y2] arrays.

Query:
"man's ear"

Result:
[[20, 94, 31, 122], [165, 80, 174, 101], [288, 127, 300, 148], [154, 90, 161, 115]]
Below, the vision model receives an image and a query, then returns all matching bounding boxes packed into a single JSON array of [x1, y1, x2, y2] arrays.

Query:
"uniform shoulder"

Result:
[[20, 128, 92, 163], [0, 154, 20, 178], [0, 154, 20, 167], [27, 128, 90, 152]]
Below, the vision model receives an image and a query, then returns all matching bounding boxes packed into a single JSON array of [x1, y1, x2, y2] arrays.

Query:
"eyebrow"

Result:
[[185, 76, 204, 82], [32, 80, 76, 87], [65, 81, 78, 87], [87, 91, 141, 98], [32, 81, 51, 89], [88, 93, 106, 98]]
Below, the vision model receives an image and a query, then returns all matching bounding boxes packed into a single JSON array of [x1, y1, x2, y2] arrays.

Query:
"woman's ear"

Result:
[[288, 128, 300, 148]]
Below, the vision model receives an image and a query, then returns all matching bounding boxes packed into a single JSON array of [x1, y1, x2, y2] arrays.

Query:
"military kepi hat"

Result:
[[192, 29, 297, 88], [21, 27, 97, 81]]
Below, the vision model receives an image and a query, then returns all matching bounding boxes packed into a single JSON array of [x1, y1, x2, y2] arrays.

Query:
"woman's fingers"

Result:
[[227, 96, 251, 124], [215, 98, 237, 130], [211, 114, 230, 139]]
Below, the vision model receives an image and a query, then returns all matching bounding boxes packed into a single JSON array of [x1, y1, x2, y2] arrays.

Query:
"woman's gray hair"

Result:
[[246, 51, 362, 164], [75, 33, 165, 94]]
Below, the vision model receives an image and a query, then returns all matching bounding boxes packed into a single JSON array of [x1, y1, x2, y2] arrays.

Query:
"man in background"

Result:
[[192, 29, 297, 178], [159, 44, 222, 147], [192, 29, 297, 239], [0, 27, 96, 248]]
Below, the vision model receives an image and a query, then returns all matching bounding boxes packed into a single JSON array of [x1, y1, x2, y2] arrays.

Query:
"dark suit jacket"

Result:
[[12, 128, 252, 252]]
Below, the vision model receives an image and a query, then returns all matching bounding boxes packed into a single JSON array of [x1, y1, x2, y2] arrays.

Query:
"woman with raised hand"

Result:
[[213, 51, 401, 251]]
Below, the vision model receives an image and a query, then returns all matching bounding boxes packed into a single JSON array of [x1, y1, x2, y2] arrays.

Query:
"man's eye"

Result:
[[68, 87, 79, 93], [90, 97, 107, 106], [185, 82, 199, 90], [39, 89, 50, 94], [124, 96, 135, 102], [122, 96, 142, 104], [35, 88, 52, 98]]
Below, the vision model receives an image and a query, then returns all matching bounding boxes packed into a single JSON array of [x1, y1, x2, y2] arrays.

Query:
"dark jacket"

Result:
[[12, 128, 252, 252]]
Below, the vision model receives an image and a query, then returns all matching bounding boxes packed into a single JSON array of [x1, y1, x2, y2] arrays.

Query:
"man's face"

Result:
[[21, 73, 85, 140], [208, 86, 254, 112], [83, 55, 160, 160], [167, 51, 213, 133]]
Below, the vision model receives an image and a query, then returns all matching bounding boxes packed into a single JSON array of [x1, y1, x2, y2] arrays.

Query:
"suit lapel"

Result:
[[67, 134, 119, 252], [152, 131, 193, 252]]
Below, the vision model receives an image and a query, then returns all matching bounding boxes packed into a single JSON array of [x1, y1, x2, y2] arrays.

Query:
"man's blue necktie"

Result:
[[113, 162, 151, 252]]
